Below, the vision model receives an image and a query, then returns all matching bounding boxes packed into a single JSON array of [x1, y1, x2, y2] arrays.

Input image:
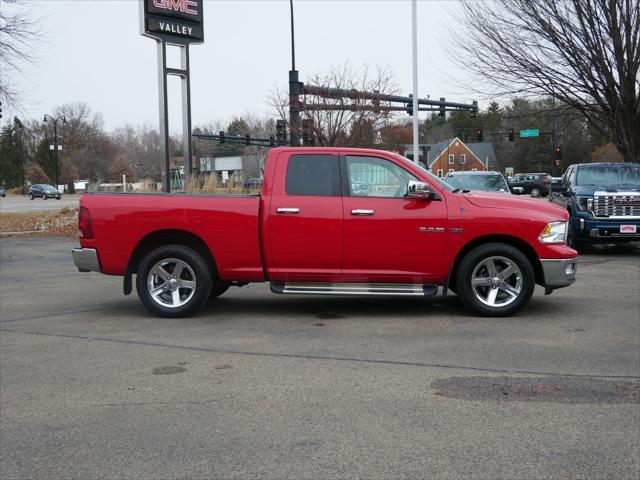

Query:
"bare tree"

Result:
[[0, 0, 42, 107], [269, 63, 398, 147], [456, 0, 640, 163]]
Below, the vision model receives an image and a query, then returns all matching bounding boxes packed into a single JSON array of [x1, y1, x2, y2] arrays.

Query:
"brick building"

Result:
[[403, 137, 497, 178]]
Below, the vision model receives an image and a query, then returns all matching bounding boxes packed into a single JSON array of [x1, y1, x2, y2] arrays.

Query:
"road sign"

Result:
[[49, 145, 62, 151], [519, 129, 540, 138]]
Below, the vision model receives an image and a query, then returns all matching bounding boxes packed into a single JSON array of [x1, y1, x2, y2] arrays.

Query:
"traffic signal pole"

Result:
[[411, 0, 419, 163], [288, 0, 301, 147]]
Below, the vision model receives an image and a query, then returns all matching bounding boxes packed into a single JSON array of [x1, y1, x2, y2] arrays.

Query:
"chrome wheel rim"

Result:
[[147, 258, 196, 308], [531, 188, 540, 197], [471, 256, 523, 308]]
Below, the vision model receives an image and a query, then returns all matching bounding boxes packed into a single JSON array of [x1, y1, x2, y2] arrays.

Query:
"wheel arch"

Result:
[[448, 235, 544, 291], [126, 229, 219, 279]]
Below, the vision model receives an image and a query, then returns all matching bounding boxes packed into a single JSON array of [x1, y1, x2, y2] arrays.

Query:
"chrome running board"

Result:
[[270, 282, 438, 297]]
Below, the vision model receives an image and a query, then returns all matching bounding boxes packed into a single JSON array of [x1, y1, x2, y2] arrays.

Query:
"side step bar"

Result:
[[270, 282, 438, 297]]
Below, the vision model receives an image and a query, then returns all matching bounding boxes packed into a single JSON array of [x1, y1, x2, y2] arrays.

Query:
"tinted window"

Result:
[[346, 155, 417, 198], [285, 154, 340, 196]]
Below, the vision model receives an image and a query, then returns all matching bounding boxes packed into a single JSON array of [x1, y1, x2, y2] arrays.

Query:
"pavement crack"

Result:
[[0, 307, 114, 324], [2, 327, 638, 380], [89, 397, 230, 408]]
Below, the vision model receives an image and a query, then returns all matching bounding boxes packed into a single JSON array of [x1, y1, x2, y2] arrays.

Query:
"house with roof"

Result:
[[403, 137, 497, 178]]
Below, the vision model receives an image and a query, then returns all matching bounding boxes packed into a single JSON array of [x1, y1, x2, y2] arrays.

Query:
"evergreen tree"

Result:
[[0, 117, 27, 189], [35, 136, 56, 181]]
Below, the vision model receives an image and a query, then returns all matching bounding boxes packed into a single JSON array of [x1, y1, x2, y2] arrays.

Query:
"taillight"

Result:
[[78, 207, 94, 239]]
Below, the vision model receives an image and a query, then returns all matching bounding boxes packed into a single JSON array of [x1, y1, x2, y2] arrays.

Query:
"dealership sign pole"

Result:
[[140, 0, 204, 192]]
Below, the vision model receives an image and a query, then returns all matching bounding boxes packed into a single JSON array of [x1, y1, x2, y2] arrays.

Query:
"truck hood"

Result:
[[463, 191, 567, 217], [572, 185, 640, 195]]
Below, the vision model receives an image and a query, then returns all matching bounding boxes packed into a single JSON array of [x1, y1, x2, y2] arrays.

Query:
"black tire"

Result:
[[567, 221, 586, 254], [56, 197, 61, 200], [29, 193, 34, 200], [530, 187, 540, 197], [209, 282, 230, 300], [136, 245, 212, 318], [455, 243, 535, 317]]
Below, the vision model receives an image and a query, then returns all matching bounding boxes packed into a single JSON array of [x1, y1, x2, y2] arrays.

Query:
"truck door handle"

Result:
[[277, 207, 300, 214], [351, 209, 375, 216]]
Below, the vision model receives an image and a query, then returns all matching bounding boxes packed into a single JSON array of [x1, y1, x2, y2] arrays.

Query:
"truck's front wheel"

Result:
[[136, 245, 212, 318], [455, 243, 535, 317]]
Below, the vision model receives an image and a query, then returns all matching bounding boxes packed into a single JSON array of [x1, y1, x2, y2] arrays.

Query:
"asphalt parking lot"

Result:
[[1, 237, 639, 479], [0, 195, 80, 213]]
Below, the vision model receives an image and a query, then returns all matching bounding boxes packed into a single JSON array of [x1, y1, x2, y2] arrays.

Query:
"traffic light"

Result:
[[476, 128, 483, 142], [406, 94, 413, 116], [372, 90, 380, 114], [219, 131, 225, 144], [555, 146, 562, 160], [276, 119, 287, 146], [244, 133, 251, 146], [470, 100, 477, 119], [508, 128, 514, 141], [302, 119, 315, 146], [439, 97, 446, 118], [269, 135, 276, 147]]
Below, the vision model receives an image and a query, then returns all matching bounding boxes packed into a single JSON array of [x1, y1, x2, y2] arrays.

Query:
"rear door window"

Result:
[[285, 154, 340, 196]]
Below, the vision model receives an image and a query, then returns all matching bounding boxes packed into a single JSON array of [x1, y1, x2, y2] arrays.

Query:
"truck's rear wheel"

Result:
[[455, 243, 535, 317], [136, 245, 212, 318]]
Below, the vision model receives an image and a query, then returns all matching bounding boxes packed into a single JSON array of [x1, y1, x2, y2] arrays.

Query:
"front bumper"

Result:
[[72, 248, 101, 273], [573, 217, 640, 242], [540, 257, 577, 293]]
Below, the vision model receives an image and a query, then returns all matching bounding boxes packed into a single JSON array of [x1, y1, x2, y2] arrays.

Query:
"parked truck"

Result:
[[72, 147, 577, 318], [550, 162, 640, 252]]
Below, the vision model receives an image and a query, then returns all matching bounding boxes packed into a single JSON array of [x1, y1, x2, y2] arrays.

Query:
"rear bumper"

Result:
[[540, 257, 577, 293], [72, 248, 101, 273]]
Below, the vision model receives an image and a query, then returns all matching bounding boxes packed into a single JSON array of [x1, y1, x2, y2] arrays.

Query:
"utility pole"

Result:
[[411, 0, 419, 163], [43, 114, 66, 188]]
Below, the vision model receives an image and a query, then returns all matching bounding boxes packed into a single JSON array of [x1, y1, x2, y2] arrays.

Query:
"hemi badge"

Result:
[[450, 227, 464, 233]]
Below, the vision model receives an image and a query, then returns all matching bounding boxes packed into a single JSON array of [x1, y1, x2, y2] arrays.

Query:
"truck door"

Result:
[[266, 152, 343, 281], [340, 154, 447, 282]]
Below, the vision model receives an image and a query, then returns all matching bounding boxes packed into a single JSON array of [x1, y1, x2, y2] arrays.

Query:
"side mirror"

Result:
[[407, 180, 435, 200]]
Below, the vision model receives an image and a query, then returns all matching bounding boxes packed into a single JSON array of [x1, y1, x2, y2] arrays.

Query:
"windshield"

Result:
[[402, 158, 457, 192], [445, 174, 509, 192], [576, 164, 640, 187]]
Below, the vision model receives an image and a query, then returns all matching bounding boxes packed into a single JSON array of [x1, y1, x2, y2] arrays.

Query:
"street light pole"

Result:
[[43, 114, 66, 188]]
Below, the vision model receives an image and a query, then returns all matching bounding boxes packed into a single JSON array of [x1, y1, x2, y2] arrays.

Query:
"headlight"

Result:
[[575, 196, 593, 211], [538, 221, 568, 243]]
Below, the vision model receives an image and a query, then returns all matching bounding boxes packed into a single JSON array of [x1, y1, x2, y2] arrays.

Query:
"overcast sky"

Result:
[[7, 0, 474, 132]]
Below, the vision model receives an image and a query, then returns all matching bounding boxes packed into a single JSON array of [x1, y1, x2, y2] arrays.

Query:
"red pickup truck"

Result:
[[72, 147, 577, 318]]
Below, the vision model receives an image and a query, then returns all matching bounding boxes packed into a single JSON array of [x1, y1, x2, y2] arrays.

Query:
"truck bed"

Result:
[[79, 193, 264, 281]]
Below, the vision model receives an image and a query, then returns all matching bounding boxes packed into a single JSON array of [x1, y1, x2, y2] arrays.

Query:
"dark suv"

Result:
[[550, 162, 640, 251], [28, 184, 62, 200], [508, 173, 552, 197]]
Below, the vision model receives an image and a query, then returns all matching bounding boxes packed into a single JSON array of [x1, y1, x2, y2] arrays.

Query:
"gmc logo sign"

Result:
[[142, 0, 204, 42], [152, 0, 198, 16]]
